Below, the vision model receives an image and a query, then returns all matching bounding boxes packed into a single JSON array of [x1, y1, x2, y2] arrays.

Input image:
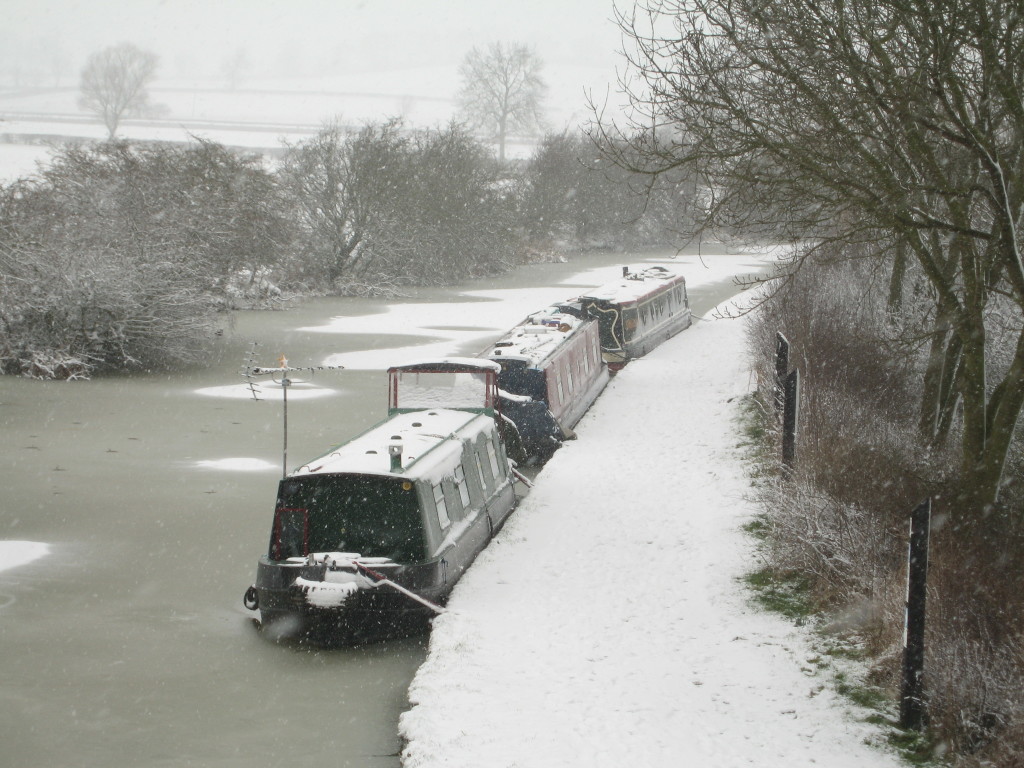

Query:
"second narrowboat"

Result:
[[484, 306, 609, 462]]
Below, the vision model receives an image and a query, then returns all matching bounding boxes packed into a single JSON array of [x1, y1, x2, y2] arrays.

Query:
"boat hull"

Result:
[[253, 559, 443, 643], [250, 477, 515, 644]]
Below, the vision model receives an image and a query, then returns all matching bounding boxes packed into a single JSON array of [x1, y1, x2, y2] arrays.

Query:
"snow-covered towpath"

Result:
[[399, 302, 902, 768]]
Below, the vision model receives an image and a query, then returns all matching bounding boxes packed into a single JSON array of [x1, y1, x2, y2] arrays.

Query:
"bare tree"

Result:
[[277, 121, 410, 287], [78, 43, 159, 139], [599, 0, 1024, 512], [458, 42, 546, 162], [221, 48, 250, 90]]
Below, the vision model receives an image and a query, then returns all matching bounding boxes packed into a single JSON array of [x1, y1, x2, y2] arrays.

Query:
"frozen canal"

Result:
[[0, 247, 769, 767]]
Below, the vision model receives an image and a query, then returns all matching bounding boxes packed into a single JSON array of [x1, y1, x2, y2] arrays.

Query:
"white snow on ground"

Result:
[[0, 541, 50, 573], [399, 300, 903, 768]]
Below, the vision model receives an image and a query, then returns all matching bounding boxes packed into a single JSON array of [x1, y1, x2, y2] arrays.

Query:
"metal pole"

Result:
[[354, 562, 446, 614], [900, 498, 931, 730]]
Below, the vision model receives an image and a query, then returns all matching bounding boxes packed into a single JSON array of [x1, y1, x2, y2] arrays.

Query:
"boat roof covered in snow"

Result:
[[290, 408, 494, 485], [579, 266, 686, 306], [484, 307, 583, 366]]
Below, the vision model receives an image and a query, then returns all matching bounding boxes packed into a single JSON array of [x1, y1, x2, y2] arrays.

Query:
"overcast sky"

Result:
[[3, 0, 628, 83]]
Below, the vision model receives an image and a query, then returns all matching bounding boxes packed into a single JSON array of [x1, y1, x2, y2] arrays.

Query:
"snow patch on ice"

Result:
[[194, 381, 336, 400], [315, 255, 776, 371], [194, 458, 278, 472], [0, 541, 50, 573]]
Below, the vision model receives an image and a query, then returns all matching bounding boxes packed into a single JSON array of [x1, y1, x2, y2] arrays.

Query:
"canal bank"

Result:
[[0, 247, 767, 768], [399, 298, 904, 768]]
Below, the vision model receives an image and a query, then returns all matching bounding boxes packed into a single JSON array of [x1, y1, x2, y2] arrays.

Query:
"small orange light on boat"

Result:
[[402, 481, 413, 491]]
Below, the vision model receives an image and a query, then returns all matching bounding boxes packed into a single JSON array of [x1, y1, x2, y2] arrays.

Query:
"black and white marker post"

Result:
[[900, 498, 932, 730]]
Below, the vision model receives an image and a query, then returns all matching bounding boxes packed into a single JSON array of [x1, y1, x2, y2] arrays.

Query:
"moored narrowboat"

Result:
[[244, 359, 517, 643], [484, 306, 609, 462], [574, 265, 692, 370]]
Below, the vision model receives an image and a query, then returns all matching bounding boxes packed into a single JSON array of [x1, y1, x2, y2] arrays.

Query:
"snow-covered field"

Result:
[[399, 300, 903, 768], [0, 62, 618, 182]]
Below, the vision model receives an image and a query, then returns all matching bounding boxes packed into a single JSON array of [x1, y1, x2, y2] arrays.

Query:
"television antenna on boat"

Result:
[[241, 342, 344, 477]]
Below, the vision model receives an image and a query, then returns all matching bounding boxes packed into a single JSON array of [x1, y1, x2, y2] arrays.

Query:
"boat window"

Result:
[[566, 363, 574, 394], [270, 507, 308, 561], [433, 482, 451, 529], [486, 438, 502, 480], [394, 369, 491, 410], [474, 447, 491, 492], [622, 308, 638, 340], [454, 464, 471, 508], [271, 474, 425, 563], [555, 369, 564, 404]]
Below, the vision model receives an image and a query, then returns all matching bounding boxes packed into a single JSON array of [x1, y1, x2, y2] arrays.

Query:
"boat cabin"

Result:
[[484, 306, 609, 461], [576, 266, 691, 368]]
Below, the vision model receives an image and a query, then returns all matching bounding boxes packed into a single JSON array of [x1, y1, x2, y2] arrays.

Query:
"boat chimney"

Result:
[[622, 266, 629, 277], [388, 436, 403, 472]]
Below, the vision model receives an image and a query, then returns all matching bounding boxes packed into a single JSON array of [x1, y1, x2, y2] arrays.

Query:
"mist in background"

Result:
[[1, 0, 625, 93]]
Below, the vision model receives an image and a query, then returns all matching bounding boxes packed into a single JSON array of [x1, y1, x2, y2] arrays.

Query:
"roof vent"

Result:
[[388, 436, 403, 472]]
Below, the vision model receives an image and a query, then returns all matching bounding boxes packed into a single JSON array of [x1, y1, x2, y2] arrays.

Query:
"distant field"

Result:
[[0, 144, 57, 182], [0, 66, 611, 180]]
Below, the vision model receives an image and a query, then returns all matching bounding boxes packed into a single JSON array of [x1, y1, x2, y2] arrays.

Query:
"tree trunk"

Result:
[[918, 314, 963, 447], [963, 328, 1024, 509], [887, 238, 906, 316], [498, 113, 507, 163]]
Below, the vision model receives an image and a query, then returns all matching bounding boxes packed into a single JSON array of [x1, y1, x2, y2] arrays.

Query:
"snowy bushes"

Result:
[[748, 247, 1024, 765], [278, 122, 523, 290], [520, 132, 690, 249], [0, 243, 219, 375], [757, 477, 904, 642], [0, 141, 291, 377], [0, 126, 684, 378], [275, 124, 683, 293]]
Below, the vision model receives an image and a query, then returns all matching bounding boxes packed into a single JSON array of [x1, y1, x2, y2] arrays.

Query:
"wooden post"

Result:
[[900, 498, 931, 730], [781, 369, 799, 472], [775, 332, 790, 413]]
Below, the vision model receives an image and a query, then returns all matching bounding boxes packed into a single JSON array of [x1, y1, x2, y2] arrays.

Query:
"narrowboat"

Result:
[[484, 306, 610, 462], [243, 359, 517, 643], [573, 265, 691, 370]]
